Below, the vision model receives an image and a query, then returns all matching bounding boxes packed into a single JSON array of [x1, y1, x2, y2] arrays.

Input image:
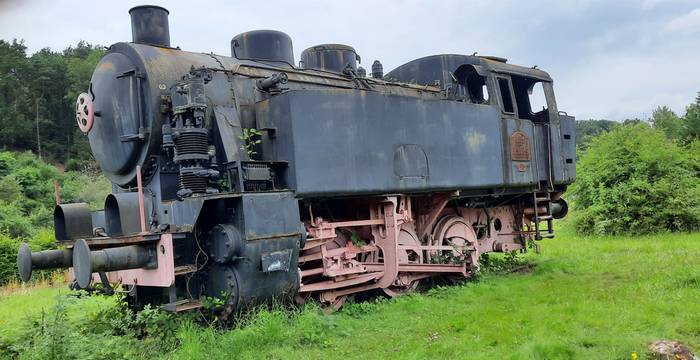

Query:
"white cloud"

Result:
[[1, 0, 699, 121], [557, 51, 700, 120], [643, 0, 671, 10], [666, 7, 700, 31]]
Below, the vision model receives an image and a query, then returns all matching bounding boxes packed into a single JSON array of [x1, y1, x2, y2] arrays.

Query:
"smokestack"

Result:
[[129, 5, 171, 47]]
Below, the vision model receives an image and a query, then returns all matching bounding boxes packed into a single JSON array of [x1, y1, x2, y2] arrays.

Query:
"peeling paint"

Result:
[[464, 130, 486, 153]]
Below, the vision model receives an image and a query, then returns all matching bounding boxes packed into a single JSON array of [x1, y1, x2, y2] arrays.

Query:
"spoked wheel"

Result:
[[382, 223, 422, 297], [430, 216, 479, 278]]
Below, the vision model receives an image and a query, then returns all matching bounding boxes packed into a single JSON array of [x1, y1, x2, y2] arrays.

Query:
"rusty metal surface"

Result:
[[68, 233, 161, 248], [295, 192, 540, 305], [510, 131, 532, 161]]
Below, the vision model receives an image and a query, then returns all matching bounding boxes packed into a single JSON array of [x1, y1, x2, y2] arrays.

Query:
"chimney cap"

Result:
[[129, 5, 169, 14]]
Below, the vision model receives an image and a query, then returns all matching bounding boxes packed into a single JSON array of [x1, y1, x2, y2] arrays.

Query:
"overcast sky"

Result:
[[1, 0, 700, 121]]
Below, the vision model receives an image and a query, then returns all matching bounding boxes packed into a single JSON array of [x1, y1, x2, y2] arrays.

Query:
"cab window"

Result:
[[453, 65, 489, 104], [511, 75, 549, 121], [497, 77, 515, 114]]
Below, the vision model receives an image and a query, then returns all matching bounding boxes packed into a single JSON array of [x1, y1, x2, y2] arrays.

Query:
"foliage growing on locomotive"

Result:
[[19, 5, 576, 317]]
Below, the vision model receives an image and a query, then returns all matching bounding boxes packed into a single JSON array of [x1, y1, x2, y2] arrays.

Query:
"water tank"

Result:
[[231, 30, 294, 64], [300, 44, 360, 73]]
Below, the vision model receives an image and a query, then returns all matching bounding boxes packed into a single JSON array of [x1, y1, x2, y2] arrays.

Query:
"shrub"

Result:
[[64, 158, 82, 172], [570, 123, 700, 235], [0, 202, 33, 238], [0, 232, 21, 285], [6, 293, 181, 359], [0, 175, 23, 203], [0, 229, 60, 285], [0, 152, 17, 177], [0, 151, 115, 285], [58, 170, 111, 210]]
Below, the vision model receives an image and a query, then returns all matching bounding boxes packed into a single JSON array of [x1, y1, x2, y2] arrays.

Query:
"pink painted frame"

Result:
[[82, 234, 176, 287]]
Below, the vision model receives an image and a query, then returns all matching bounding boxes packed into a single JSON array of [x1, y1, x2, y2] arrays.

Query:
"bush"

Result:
[[59, 170, 111, 210], [5, 293, 181, 359], [64, 158, 82, 172], [0, 232, 21, 284], [0, 152, 17, 177], [0, 151, 112, 284], [570, 123, 700, 235], [0, 229, 58, 285], [0, 202, 33, 238]]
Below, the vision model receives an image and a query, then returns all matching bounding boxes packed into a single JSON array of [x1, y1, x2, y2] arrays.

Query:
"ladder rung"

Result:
[[174, 265, 198, 276], [538, 215, 553, 220], [535, 197, 550, 202], [540, 233, 555, 238], [176, 300, 202, 312], [163, 299, 202, 312]]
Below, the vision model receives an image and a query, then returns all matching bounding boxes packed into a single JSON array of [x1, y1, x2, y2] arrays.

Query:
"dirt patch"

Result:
[[647, 340, 698, 360], [508, 263, 537, 274]]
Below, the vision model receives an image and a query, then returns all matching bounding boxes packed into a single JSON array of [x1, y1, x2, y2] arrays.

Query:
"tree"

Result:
[[64, 43, 104, 162], [651, 106, 683, 140], [682, 92, 700, 143], [27, 48, 70, 160], [571, 123, 700, 235], [0, 39, 104, 162], [0, 40, 32, 149], [575, 119, 618, 150]]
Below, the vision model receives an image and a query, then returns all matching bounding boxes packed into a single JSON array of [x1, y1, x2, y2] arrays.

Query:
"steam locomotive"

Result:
[[18, 5, 576, 317]]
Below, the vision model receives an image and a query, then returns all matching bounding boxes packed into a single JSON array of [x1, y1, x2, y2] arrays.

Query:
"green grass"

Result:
[[0, 287, 63, 342], [0, 286, 122, 356], [2, 229, 700, 359]]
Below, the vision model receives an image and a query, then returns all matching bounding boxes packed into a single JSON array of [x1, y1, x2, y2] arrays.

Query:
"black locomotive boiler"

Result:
[[18, 5, 576, 316]]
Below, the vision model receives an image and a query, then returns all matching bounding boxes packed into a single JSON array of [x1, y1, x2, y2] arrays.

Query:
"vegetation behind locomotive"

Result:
[[18, 5, 576, 316]]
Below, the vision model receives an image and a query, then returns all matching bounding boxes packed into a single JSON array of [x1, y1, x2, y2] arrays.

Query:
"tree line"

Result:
[[575, 94, 700, 148], [570, 94, 700, 235], [0, 39, 103, 164]]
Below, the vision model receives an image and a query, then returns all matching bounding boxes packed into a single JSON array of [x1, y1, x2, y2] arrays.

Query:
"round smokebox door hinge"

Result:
[[75, 92, 94, 133]]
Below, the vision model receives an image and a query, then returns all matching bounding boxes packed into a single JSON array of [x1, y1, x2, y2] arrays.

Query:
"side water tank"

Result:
[[231, 30, 294, 64], [300, 44, 360, 73]]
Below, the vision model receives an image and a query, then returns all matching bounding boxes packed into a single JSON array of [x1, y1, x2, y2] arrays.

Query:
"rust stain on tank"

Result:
[[157, 47, 178, 55], [98, 61, 115, 71]]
